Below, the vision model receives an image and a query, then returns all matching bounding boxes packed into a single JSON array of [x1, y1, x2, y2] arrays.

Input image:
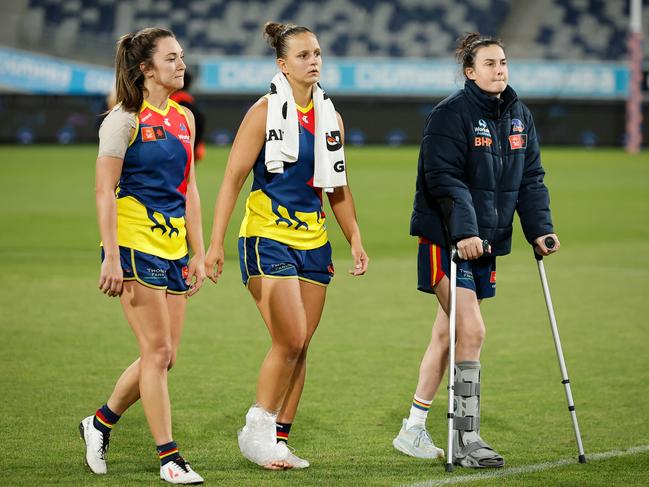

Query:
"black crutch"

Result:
[[535, 237, 587, 464]]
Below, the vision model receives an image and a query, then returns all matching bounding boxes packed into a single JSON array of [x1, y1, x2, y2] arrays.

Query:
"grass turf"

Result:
[[1, 145, 648, 486]]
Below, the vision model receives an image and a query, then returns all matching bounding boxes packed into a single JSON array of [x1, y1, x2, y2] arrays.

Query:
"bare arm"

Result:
[[95, 155, 123, 296], [326, 113, 369, 276], [205, 97, 267, 282], [183, 108, 206, 296]]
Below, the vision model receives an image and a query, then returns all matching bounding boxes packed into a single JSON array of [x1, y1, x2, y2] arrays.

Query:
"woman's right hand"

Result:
[[205, 244, 225, 283], [99, 254, 123, 297], [457, 236, 489, 260]]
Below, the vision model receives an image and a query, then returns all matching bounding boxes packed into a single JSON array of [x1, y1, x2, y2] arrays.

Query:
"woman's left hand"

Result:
[[349, 243, 369, 276], [185, 255, 206, 297]]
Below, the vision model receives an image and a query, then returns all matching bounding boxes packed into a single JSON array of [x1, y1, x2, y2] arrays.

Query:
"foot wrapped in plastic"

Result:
[[237, 405, 291, 467], [276, 442, 310, 469]]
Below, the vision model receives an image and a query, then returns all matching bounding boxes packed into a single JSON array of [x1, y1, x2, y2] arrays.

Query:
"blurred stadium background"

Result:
[[0, 0, 647, 147], [3, 2, 649, 486]]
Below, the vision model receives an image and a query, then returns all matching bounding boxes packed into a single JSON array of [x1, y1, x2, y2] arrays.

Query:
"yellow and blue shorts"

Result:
[[101, 246, 189, 294], [417, 237, 496, 299], [238, 236, 334, 287]]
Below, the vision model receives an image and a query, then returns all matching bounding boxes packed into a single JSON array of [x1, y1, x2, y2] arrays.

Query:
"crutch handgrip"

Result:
[[534, 236, 556, 261], [454, 239, 491, 262]]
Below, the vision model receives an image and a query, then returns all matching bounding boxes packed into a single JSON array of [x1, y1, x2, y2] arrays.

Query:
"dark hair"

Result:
[[455, 32, 504, 78], [114, 27, 175, 113], [263, 21, 313, 59]]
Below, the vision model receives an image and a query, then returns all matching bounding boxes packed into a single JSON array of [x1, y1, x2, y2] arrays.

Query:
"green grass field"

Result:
[[1, 145, 648, 486]]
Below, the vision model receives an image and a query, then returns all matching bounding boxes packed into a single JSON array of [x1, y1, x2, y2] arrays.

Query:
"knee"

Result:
[[278, 336, 306, 363], [458, 320, 486, 349], [142, 343, 174, 370], [167, 351, 178, 371], [431, 324, 450, 346]]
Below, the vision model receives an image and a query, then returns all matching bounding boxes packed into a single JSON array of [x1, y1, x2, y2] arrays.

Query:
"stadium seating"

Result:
[[25, 0, 510, 59], [530, 0, 629, 60], [21, 0, 644, 61]]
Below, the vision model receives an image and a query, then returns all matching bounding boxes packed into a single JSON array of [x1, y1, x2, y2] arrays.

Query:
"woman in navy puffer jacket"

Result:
[[392, 33, 560, 469]]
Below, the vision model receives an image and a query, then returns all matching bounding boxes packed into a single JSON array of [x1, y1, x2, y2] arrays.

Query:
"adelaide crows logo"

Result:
[[511, 118, 524, 133], [325, 131, 342, 151]]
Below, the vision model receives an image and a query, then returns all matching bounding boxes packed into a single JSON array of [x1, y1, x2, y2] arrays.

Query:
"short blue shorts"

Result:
[[417, 237, 496, 299], [102, 246, 189, 294], [238, 236, 334, 287]]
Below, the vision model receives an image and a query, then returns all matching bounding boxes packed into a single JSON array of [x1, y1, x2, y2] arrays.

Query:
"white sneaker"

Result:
[[276, 442, 310, 469], [79, 415, 108, 474], [237, 406, 287, 466], [392, 419, 444, 459], [160, 457, 204, 484]]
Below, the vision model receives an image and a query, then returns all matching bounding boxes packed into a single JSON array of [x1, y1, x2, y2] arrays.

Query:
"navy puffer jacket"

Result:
[[410, 80, 553, 255]]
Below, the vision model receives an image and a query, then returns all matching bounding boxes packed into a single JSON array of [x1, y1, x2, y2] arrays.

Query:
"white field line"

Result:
[[403, 445, 649, 487]]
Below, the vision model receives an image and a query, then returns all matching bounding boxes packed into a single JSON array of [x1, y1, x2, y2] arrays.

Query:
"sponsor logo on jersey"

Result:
[[141, 113, 153, 123], [508, 134, 527, 150], [266, 128, 283, 141], [511, 118, 524, 133], [179, 123, 187, 132], [474, 119, 491, 137], [326, 131, 342, 151], [164, 118, 171, 127], [141, 126, 167, 142], [302, 115, 309, 124]]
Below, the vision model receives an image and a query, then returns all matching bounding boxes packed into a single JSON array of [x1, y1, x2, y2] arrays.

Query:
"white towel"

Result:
[[313, 82, 347, 192], [265, 73, 298, 173], [265, 73, 347, 192]]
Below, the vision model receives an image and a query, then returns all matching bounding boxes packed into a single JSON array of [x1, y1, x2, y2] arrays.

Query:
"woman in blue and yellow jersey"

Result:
[[205, 22, 369, 470], [79, 28, 205, 485]]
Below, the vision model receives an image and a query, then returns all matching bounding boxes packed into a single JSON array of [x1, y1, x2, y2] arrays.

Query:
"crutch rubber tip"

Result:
[[578, 454, 587, 464], [445, 463, 454, 472]]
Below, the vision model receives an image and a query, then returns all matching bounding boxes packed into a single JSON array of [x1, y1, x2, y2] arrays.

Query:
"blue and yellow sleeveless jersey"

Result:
[[239, 101, 327, 250], [116, 99, 192, 260]]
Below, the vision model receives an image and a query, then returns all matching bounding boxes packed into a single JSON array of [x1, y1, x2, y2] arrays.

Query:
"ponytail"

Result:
[[113, 27, 175, 112]]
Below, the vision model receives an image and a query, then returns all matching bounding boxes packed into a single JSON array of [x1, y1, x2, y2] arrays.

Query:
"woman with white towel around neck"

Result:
[[204, 21, 369, 470]]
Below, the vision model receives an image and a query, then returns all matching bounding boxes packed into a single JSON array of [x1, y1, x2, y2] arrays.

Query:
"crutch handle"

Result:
[[482, 239, 491, 253], [453, 239, 491, 262], [534, 236, 556, 261]]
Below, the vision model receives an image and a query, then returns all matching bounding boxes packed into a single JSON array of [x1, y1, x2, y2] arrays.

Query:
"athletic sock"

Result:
[[406, 394, 432, 430], [93, 404, 120, 435], [157, 440, 181, 466], [276, 422, 292, 444]]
